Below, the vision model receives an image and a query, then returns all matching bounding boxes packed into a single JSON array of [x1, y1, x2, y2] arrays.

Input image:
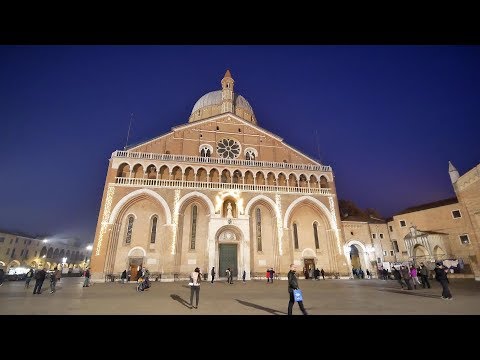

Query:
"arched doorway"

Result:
[[127, 247, 146, 281], [344, 241, 369, 277], [217, 228, 240, 280], [413, 244, 429, 265], [302, 248, 316, 279], [433, 245, 446, 260]]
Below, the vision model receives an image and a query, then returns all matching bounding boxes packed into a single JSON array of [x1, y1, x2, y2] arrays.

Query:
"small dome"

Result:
[[190, 90, 254, 116]]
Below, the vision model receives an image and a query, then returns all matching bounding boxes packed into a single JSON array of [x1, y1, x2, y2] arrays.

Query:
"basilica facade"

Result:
[[90, 70, 480, 282], [90, 70, 349, 281]]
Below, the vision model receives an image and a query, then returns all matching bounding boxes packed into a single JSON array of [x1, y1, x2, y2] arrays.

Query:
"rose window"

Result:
[[217, 138, 240, 159]]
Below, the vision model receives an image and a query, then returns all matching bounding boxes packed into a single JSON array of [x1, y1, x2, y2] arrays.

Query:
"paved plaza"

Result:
[[1, 276, 480, 315]]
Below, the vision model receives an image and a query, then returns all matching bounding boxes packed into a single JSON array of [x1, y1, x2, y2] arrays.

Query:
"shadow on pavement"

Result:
[[377, 288, 441, 298], [170, 294, 191, 308], [235, 299, 287, 315]]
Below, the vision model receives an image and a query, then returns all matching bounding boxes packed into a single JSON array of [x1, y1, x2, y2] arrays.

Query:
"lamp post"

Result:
[[85, 244, 93, 269]]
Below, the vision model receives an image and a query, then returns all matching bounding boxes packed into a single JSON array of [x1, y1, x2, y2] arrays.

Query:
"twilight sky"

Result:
[[0, 45, 479, 245]]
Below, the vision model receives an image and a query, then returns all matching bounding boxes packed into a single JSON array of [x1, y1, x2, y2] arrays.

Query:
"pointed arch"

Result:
[[127, 246, 147, 257], [109, 189, 171, 224], [177, 191, 215, 216], [283, 196, 335, 229], [244, 195, 277, 215]]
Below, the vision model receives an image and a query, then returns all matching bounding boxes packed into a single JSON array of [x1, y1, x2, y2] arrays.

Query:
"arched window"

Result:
[[200, 148, 211, 157], [150, 216, 158, 243], [256, 208, 262, 251], [190, 205, 198, 250], [246, 151, 255, 161], [293, 223, 299, 249], [125, 215, 134, 244], [313, 222, 319, 249]]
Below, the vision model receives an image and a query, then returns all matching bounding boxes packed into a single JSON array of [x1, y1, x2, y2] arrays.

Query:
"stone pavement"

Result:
[[1, 276, 480, 315]]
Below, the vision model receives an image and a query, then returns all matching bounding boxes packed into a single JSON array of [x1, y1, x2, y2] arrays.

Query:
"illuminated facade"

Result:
[[90, 70, 349, 281], [90, 71, 480, 282]]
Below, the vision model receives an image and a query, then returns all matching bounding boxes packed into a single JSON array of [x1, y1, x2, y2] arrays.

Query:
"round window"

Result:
[[217, 138, 240, 159]]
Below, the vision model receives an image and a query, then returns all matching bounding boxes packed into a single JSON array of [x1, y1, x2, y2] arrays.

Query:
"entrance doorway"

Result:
[[129, 257, 143, 281], [219, 244, 237, 279], [304, 258, 315, 279]]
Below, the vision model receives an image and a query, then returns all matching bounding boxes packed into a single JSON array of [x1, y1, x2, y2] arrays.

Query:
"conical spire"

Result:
[[223, 69, 232, 79], [221, 69, 234, 114], [448, 161, 459, 184]]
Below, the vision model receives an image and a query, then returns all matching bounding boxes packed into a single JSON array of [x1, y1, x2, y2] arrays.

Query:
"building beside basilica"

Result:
[[90, 70, 480, 282]]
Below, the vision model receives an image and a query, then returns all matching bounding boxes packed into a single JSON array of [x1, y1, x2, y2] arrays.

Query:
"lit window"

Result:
[[256, 208, 262, 251], [460, 234, 470, 245], [190, 205, 197, 250], [293, 223, 299, 249], [150, 216, 158, 244], [125, 216, 134, 244], [313, 222, 319, 249], [383, 251, 387, 256]]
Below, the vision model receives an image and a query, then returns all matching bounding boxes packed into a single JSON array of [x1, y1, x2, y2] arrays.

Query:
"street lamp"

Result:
[[86, 245, 93, 251]]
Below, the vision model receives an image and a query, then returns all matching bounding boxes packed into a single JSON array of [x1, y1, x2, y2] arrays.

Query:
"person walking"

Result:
[[25, 268, 34, 289], [400, 265, 413, 290], [410, 266, 421, 289], [392, 267, 405, 289], [242, 270, 246, 283], [228, 267, 234, 284], [210, 267, 215, 283], [121, 269, 127, 284], [320, 268, 325, 280], [33, 267, 47, 294], [189, 267, 202, 309], [287, 264, 308, 315], [434, 261, 453, 300], [419, 263, 431, 288]]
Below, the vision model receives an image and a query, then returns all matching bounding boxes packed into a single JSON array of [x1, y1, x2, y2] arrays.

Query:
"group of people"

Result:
[[390, 262, 452, 299]]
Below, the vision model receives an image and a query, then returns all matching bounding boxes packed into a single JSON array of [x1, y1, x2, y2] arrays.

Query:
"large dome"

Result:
[[188, 70, 257, 124], [191, 90, 255, 116]]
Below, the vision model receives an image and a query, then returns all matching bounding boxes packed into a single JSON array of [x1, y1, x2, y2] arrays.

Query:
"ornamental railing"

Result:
[[112, 150, 331, 172], [114, 177, 331, 195]]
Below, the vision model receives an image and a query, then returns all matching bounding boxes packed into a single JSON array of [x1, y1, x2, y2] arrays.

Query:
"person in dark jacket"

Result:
[[0, 268, 5, 286], [392, 267, 405, 289], [287, 264, 308, 315], [33, 267, 47, 294], [434, 261, 452, 300], [121, 270, 127, 284], [419, 263, 431, 288], [210, 267, 216, 283]]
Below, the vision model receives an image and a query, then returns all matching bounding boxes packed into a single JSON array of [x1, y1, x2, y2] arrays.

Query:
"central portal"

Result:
[[219, 244, 237, 279]]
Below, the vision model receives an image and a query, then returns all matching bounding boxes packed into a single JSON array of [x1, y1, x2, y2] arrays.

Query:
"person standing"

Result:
[[83, 267, 91, 287], [269, 268, 275, 283], [242, 270, 246, 283], [0, 268, 5, 286], [434, 261, 452, 300], [121, 269, 127, 284], [287, 264, 308, 315], [210, 267, 215, 283], [25, 268, 34, 289], [226, 268, 231, 283], [33, 267, 47, 294], [419, 263, 431, 288], [320, 268, 325, 280], [189, 267, 201, 309], [50, 267, 59, 293], [228, 267, 234, 284]]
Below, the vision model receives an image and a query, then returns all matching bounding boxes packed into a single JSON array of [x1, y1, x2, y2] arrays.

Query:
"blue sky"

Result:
[[1, 45, 479, 244]]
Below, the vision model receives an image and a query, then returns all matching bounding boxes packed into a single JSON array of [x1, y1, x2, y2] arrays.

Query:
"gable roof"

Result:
[[395, 197, 458, 215], [126, 112, 327, 167]]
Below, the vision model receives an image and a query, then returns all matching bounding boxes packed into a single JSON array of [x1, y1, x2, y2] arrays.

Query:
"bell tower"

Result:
[[221, 69, 234, 114]]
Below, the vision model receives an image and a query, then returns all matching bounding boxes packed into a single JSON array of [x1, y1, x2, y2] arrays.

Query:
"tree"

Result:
[[365, 208, 382, 219], [338, 199, 364, 217]]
